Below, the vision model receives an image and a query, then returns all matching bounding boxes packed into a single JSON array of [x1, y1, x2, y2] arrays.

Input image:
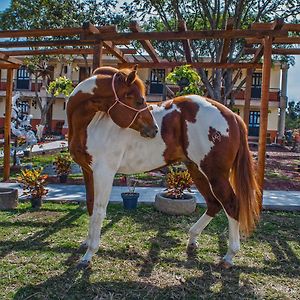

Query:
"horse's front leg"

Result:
[[78, 165, 115, 268]]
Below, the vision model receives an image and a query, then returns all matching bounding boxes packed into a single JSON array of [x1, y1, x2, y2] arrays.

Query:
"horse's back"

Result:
[[177, 95, 240, 171]]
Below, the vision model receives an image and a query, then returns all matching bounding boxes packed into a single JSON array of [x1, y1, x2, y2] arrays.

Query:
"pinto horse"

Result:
[[67, 66, 158, 214], [68, 80, 261, 269], [67, 65, 158, 173]]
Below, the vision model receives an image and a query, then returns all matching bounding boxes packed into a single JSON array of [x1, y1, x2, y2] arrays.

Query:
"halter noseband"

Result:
[[107, 73, 149, 128]]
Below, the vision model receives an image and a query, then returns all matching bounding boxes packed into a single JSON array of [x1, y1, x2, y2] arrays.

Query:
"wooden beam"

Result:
[[102, 41, 127, 63], [92, 40, 103, 71], [245, 36, 300, 44], [0, 53, 22, 65], [178, 20, 192, 63], [0, 39, 97, 48], [82, 22, 100, 35], [245, 48, 300, 55], [252, 45, 264, 62], [257, 36, 273, 197], [220, 18, 234, 63], [0, 27, 84, 38], [118, 61, 262, 69], [129, 21, 160, 63], [243, 69, 253, 129], [251, 23, 300, 32], [3, 48, 95, 56], [3, 69, 14, 181], [0, 63, 21, 69], [92, 29, 288, 42], [2, 48, 136, 57]]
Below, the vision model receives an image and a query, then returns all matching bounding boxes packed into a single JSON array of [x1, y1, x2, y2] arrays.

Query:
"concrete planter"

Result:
[[154, 192, 196, 215], [0, 188, 18, 210]]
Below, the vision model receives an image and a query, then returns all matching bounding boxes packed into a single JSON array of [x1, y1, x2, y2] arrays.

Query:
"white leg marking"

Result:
[[81, 165, 115, 263], [188, 212, 213, 246], [223, 215, 240, 265]]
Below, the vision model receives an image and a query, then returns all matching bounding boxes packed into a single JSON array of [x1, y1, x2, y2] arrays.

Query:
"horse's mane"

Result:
[[93, 66, 145, 96]]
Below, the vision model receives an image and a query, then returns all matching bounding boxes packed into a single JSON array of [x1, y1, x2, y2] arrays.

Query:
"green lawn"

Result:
[[0, 203, 299, 299]]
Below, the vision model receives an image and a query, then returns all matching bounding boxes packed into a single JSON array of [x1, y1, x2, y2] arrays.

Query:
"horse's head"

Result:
[[107, 66, 158, 138]]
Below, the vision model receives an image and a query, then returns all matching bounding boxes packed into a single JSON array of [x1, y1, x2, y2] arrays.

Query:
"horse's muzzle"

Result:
[[140, 125, 158, 138]]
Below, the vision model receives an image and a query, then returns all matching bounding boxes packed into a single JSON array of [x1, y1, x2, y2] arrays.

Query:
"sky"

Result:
[[0, 0, 299, 101]]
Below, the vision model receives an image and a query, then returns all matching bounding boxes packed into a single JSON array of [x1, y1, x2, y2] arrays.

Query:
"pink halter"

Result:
[[107, 73, 149, 128]]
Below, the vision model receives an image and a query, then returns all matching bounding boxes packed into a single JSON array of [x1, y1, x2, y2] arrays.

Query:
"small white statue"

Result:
[[10, 92, 37, 156]]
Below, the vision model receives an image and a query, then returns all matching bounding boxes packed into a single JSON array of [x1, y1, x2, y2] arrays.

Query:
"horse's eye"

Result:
[[137, 98, 144, 105]]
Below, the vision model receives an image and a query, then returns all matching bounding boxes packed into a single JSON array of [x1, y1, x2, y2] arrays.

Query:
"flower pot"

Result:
[[30, 197, 42, 209], [0, 188, 18, 210], [121, 192, 139, 210], [59, 174, 68, 183], [154, 192, 196, 215]]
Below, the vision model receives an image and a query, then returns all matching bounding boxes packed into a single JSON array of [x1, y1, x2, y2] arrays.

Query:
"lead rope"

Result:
[[107, 73, 149, 128]]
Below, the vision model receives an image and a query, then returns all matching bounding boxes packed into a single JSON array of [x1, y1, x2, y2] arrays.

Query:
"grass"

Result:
[[265, 169, 291, 180], [0, 203, 299, 299]]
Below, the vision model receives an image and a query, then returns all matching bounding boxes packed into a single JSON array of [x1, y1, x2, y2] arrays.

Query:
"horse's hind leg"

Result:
[[79, 163, 115, 268], [186, 163, 222, 249], [206, 174, 240, 267]]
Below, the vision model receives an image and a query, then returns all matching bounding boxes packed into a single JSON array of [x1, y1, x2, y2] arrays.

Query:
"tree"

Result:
[[122, 0, 300, 103], [24, 56, 73, 129], [0, 0, 126, 133], [286, 100, 300, 130]]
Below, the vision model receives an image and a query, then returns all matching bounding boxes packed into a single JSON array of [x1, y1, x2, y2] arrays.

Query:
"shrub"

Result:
[[166, 65, 202, 96], [53, 153, 73, 176], [165, 166, 193, 199], [17, 168, 48, 199]]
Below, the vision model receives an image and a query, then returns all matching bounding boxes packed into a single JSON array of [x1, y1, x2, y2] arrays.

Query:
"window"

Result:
[[149, 69, 165, 94], [16, 66, 30, 90]]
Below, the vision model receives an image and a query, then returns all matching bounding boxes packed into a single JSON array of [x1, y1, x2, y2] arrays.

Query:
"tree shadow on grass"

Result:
[[0, 206, 85, 259], [5, 205, 300, 299]]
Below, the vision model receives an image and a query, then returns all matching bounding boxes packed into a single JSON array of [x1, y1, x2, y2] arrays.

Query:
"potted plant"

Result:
[[53, 153, 73, 183], [166, 65, 202, 95], [17, 167, 48, 209], [121, 175, 139, 210], [155, 166, 196, 215]]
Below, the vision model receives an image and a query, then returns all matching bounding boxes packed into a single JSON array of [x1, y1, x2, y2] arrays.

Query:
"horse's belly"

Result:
[[117, 138, 166, 174]]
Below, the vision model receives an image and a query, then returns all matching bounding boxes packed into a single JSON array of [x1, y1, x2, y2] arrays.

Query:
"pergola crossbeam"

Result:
[[129, 21, 160, 63], [118, 62, 262, 69]]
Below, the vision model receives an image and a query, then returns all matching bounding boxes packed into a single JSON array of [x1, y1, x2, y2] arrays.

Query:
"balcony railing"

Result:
[[234, 87, 280, 102]]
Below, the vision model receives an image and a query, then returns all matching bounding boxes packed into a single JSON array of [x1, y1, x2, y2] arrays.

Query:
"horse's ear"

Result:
[[126, 65, 138, 86]]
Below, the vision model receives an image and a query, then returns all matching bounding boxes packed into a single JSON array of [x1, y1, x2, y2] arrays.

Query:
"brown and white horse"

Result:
[[67, 65, 158, 173], [68, 74, 261, 269]]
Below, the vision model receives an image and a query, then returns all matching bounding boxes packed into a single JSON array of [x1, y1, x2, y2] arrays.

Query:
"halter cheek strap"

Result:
[[107, 73, 149, 128]]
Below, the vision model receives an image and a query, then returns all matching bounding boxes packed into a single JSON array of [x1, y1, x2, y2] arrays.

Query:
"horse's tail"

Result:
[[230, 116, 262, 237]]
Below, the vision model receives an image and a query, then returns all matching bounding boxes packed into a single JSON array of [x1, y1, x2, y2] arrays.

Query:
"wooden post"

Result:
[[3, 68, 14, 181], [92, 40, 103, 71], [257, 36, 272, 196], [243, 69, 253, 129]]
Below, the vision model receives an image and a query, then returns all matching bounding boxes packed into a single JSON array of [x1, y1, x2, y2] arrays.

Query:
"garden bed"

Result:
[[0, 203, 299, 299]]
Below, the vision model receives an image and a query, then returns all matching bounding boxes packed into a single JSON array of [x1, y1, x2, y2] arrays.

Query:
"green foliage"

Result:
[[17, 168, 48, 199], [48, 76, 74, 97], [286, 100, 300, 130], [53, 153, 73, 176], [165, 166, 193, 199], [166, 65, 202, 96], [0, 0, 125, 30]]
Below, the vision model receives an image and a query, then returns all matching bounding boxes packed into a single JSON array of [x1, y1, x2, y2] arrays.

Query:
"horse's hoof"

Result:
[[219, 259, 233, 269], [187, 241, 198, 251], [77, 260, 91, 269]]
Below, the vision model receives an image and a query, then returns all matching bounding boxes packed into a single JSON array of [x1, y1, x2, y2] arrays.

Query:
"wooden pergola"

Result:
[[0, 53, 22, 181], [1, 19, 300, 201]]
